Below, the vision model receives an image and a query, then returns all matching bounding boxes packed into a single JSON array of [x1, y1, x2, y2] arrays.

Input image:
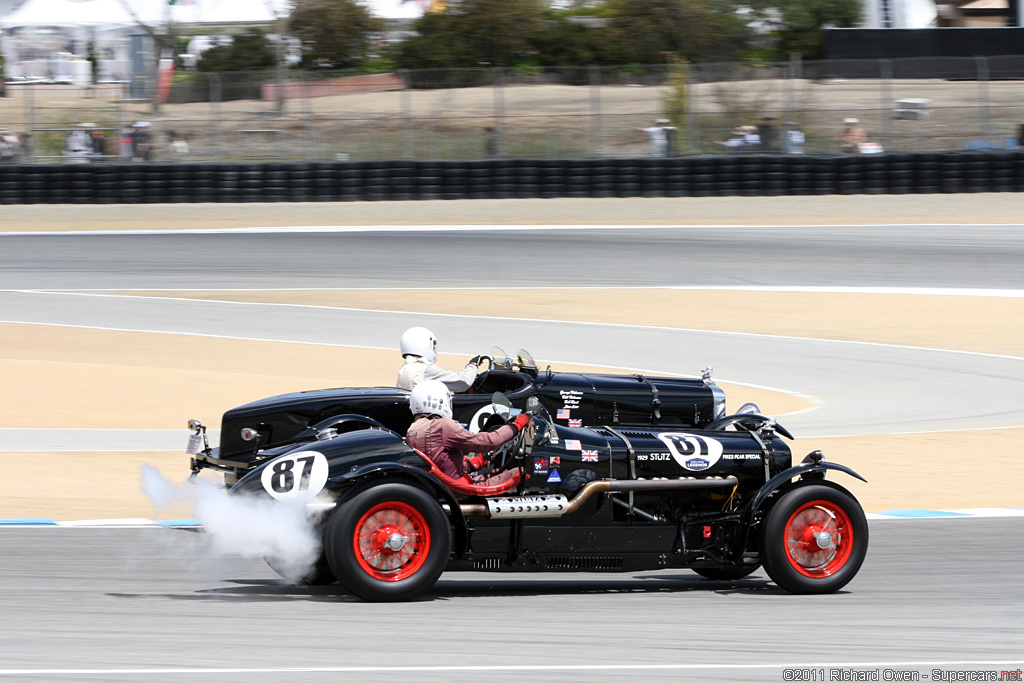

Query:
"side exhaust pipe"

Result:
[[460, 476, 739, 519]]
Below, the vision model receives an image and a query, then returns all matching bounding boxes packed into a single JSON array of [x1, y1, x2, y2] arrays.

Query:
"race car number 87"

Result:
[[260, 451, 329, 502]]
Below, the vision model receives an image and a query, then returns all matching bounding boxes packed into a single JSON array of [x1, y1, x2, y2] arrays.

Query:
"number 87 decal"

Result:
[[261, 451, 329, 501]]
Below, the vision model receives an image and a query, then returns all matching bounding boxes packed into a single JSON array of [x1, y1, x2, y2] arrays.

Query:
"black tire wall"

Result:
[[0, 151, 1021, 205]]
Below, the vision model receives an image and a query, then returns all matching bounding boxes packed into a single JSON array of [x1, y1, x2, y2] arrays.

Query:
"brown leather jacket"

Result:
[[406, 414, 515, 478]]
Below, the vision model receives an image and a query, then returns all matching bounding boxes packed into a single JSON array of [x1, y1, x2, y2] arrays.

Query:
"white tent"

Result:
[[3, 0, 423, 28], [2, 0, 167, 28]]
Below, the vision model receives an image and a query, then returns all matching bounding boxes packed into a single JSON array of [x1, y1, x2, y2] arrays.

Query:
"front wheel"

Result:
[[760, 484, 868, 594], [325, 483, 451, 602]]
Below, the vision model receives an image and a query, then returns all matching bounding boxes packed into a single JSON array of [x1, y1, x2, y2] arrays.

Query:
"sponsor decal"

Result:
[[260, 450, 329, 502], [533, 457, 549, 474], [581, 449, 599, 463], [559, 389, 583, 409], [568, 418, 582, 428], [547, 470, 562, 483], [724, 453, 761, 460], [656, 433, 724, 472], [550, 456, 561, 468], [468, 403, 506, 433], [564, 439, 582, 451], [557, 409, 571, 420], [635, 452, 672, 462]]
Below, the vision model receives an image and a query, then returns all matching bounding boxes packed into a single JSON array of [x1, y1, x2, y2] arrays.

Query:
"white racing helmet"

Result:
[[409, 379, 453, 420], [400, 326, 437, 364]]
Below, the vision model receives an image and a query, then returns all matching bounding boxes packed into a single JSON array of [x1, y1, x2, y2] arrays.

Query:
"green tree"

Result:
[[532, 12, 624, 67], [290, 0, 384, 69], [744, 0, 862, 59], [196, 33, 277, 72], [605, 0, 750, 64], [393, 0, 548, 69]]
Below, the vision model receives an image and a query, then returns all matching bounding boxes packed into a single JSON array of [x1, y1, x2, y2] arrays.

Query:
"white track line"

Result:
[[6, 285, 1024, 296], [3, 222, 1024, 237], [10, 289, 1024, 362], [0, 660, 1021, 675]]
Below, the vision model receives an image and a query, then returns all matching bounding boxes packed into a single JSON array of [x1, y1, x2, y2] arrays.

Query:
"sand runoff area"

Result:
[[1, 193, 1022, 519]]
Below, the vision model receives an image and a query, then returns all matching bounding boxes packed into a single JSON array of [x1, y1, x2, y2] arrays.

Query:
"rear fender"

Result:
[[329, 463, 469, 560]]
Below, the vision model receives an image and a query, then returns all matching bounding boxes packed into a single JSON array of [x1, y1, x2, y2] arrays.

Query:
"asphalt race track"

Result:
[[0, 520, 1021, 682], [1, 223, 1022, 680]]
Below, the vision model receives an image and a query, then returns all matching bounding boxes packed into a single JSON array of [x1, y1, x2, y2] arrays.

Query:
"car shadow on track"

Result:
[[109, 573, 794, 603]]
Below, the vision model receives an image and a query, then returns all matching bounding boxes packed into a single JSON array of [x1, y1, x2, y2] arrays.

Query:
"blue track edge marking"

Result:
[[876, 509, 969, 518], [0, 518, 57, 526]]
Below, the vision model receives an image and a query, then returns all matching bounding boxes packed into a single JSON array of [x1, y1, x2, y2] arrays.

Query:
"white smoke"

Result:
[[141, 464, 323, 584]]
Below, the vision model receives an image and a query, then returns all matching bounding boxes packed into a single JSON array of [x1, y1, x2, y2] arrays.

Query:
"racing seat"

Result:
[[410, 446, 523, 496]]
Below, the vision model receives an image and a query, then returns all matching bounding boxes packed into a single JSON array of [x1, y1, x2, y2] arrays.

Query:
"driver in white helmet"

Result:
[[396, 326, 484, 392], [407, 380, 529, 486]]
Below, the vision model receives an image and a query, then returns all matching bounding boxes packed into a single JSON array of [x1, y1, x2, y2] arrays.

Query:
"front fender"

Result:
[[749, 461, 867, 517]]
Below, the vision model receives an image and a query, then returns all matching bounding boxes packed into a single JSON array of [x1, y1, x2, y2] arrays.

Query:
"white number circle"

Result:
[[260, 450, 329, 502]]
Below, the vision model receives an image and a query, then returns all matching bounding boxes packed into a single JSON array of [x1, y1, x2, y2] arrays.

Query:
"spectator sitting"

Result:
[[836, 118, 867, 154]]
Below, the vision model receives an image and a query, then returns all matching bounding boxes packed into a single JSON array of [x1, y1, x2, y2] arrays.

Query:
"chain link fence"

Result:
[[2, 56, 1023, 163]]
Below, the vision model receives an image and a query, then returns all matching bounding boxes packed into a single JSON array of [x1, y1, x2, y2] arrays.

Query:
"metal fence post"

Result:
[[589, 65, 602, 158], [976, 55, 991, 144], [209, 72, 222, 161], [493, 67, 506, 157], [686, 63, 699, 155], [880, 59, 893, 153], [400, 69, 413, 160]]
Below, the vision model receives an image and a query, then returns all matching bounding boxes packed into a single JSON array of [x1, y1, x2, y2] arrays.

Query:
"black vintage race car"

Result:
[[187, 348, 868, 601]]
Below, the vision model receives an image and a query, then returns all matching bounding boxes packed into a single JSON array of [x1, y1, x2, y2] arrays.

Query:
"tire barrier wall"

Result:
[[1, 152, 1023, 205]]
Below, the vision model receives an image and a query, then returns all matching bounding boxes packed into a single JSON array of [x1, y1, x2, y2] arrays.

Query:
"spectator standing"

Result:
[[89, 126, 107, 161], [783, 122, 806, 154], [634, 119, 678, 157], [119, 125, 134, 161], [63, 123, 93, 163], [130, 122, 154, 161], [757, 116, 778, 152], [0, 128, 20, 163], [483, 126, 498, 159], [836, 118, 867, 154]]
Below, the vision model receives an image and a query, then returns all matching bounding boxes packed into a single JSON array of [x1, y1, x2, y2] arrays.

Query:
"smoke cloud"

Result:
[[141, 465, 323, 584]]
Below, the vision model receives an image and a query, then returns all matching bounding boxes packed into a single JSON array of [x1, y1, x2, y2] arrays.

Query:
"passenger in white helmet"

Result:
[[407, 380, 529, 486], [396, 326, 484, 392]]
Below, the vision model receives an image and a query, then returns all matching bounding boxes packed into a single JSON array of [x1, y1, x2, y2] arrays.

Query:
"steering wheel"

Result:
[[468, 355, 492, 393], [490, 416, 532, 472]]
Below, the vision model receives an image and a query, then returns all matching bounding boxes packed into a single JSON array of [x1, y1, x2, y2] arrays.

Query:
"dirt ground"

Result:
[[5, 193, 1024, 231], [2, 196, 1021, 519], [3, 76, 1023, 157], [2, 280, 1022, 518]]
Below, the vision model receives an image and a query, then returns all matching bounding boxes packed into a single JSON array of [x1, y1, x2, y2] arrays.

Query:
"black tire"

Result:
[[265, 552, 336, 586], [325, 483, 450, 602], [760, 484, 868, 594], [692, 564, 761, 581]]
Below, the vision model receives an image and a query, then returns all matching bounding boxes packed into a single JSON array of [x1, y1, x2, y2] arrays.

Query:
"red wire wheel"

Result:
[[760, 483, 868, 594], [353, 501, 431, 582], [782, 499, 854, 578]]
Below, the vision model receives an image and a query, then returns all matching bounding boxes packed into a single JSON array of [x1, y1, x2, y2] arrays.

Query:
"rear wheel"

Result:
[[325, 483, 451, 601], [760, 484, 868, 594]]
